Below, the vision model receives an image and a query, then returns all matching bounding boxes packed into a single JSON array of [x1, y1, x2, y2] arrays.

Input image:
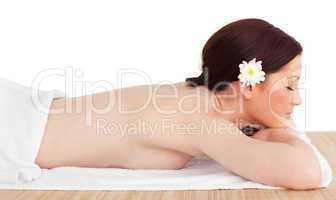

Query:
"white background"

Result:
[[0, 0, 335, 131]]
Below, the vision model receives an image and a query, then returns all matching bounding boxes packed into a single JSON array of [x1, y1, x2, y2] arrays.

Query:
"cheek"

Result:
[[269, 89, 290, 114]]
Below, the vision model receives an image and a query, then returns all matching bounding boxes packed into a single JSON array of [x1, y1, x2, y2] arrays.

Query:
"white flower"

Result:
[[238, 58, 266, 87]]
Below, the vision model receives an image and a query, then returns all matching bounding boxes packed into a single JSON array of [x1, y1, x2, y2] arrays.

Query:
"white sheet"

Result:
[[0, 78, 332, 190], [0, 78, 64, 184]]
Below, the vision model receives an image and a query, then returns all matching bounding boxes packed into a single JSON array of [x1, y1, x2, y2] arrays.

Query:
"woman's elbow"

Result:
[[279, 164, 322, 190]]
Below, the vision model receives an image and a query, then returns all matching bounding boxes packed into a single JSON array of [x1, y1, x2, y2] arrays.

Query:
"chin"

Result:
[[263, 116, 295, 129], [253, 112, 295, 129], [273, 118, 295, 129]]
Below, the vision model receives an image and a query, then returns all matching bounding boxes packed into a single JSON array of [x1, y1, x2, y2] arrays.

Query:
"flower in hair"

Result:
[[238, 58, 266, 87]]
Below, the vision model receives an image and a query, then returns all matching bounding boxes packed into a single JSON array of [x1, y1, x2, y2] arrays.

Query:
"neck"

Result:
[[203, 87, 264, 129]]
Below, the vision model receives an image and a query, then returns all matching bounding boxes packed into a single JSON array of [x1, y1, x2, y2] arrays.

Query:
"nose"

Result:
[[292, 90, 302, 106]]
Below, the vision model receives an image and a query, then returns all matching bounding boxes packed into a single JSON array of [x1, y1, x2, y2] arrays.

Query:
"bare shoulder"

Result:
[[191, 115, 246, 142], [180, 114, 248, 156]]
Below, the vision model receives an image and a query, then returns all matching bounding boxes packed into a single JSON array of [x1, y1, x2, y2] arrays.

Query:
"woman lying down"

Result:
[[33, 18, 321, 190]]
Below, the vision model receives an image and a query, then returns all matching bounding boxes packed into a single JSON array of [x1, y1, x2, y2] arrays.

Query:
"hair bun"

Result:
[[185, 73, 205, 87]]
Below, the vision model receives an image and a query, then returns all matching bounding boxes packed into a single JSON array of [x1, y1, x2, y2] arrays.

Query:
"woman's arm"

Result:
[[250, 128, 321, 162], [194, 121, 321, 190]]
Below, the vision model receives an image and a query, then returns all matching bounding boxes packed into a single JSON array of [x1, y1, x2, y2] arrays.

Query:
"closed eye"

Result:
[[286, 86, 294, 91]]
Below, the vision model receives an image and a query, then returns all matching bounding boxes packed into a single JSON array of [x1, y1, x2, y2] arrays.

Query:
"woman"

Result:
[[35, 18, 321, 189]]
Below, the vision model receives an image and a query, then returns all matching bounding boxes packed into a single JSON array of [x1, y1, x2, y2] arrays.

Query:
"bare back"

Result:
[[35, 82, 216, 169]]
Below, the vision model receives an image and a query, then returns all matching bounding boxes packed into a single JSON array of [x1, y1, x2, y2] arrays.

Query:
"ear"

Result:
[[240, 84, 257, 100]]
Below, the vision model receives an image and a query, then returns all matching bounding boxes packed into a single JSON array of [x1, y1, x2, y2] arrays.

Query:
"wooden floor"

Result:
[[0, 132, 335, 200]]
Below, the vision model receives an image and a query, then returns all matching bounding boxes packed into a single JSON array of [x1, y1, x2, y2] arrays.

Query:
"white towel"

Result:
[[0, 78, 332, 190], [0, 78, 64, 184]]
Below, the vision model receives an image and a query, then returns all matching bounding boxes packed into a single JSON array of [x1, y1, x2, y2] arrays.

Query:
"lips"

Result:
[[286, 111, 293, 115]]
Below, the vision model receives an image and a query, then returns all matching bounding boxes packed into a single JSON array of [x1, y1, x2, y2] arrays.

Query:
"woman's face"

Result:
[[247, 54, 302, 128]]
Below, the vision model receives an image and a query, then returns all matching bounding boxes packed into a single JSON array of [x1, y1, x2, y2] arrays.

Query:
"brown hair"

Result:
[[186, 18, 302, 91]]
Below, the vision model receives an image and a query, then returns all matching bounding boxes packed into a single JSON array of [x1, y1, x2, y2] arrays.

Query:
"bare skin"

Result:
[[36, 82, 210, 170], [35, 54, 322, 189]]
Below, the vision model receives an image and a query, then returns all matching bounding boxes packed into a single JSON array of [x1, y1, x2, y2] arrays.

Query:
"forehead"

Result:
[[279, 54, 302, 76], [262, 55, 302, 88], [267, 55, 302, 80]]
